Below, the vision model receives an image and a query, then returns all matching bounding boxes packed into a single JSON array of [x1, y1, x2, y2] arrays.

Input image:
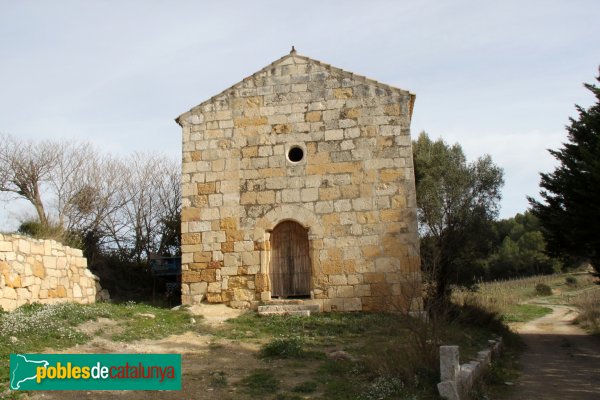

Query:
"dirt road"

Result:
[[510, 305, 600, 399]]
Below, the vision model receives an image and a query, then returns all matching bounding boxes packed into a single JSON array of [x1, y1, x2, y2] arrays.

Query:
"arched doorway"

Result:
[[270, 221, 311, 298]]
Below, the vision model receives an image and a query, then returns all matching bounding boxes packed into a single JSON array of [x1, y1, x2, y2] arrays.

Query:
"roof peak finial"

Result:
[[290, 46, 297, 54]]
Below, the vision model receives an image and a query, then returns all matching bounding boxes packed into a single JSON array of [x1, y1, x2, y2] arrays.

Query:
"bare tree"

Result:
[[66, 154, 131, 238], [0, 134, 181, 263], [155, 157, 181, 256], [48, 140, 96, 228], [102, 153, 181, 261], [0, 134, 59, 227]]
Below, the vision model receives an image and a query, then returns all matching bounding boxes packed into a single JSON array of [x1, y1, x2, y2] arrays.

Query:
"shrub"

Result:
[[18, 220, 82, 249], [535, 283, 552, 296], [209, 371, 228, 387], [565, 276, 578, 286], [260, 336, 304, 359], [359, 376, 407, 400]]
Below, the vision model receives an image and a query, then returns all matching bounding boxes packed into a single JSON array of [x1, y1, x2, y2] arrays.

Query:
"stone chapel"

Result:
[[176, 49, 421, 312]]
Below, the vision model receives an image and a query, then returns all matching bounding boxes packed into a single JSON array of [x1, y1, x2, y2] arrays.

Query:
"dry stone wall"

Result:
[[0, 234, 103, 311], [177, 51, 422, 312]]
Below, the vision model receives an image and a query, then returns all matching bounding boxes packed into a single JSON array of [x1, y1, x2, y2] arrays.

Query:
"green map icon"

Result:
[[10, 354, 49, 390]]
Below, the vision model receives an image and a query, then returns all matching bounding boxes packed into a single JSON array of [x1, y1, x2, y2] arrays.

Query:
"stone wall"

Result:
[[177, 50, 421, 312], [0, 234, 103, 311], [437, 339, 503, 400]]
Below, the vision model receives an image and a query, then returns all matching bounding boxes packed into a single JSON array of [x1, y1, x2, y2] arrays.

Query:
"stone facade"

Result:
[[0, 234, 105, 311], [177, 50, 421, 312]]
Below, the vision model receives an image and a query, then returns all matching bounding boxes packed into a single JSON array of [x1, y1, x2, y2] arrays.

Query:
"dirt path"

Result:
[[509, 305, 600, 399]]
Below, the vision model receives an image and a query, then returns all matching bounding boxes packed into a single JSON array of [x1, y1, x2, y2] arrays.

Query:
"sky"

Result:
[[1, 0, 599, 230]]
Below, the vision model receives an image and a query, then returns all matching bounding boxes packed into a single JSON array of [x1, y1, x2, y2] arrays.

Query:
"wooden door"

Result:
[[270, 221, 311, 298]]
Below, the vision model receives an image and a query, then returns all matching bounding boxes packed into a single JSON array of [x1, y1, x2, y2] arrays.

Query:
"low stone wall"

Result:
[[437, 338, 503, 400], [0, 234, 105, 311]]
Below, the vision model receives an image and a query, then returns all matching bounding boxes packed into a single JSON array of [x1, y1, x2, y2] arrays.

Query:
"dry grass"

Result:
[[453, 275, 560, 313], [453, 272, 597, 318], [573, 286, 600, 335]]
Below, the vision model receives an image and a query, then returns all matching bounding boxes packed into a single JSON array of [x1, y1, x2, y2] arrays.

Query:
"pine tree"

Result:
[[529, 69, 600, 274]]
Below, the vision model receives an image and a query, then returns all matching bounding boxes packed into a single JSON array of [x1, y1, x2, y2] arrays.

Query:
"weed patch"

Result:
[[261, 336, 305, 359], [359, 376, 411, 400], [292, 380, 318, 393], [222, 312, 398, 341], [275, 394, 303, 400], [239, 369, 280, 396], [316, 359, 367, 399], [209, 370, 228, 387]]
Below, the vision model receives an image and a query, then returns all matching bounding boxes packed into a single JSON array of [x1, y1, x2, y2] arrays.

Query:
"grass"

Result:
[[260, 336, 305, 358], [105, 301, 200, 341], [573, 285, 600, 335], [217, 307, 512, 400], [501, 304, 553, 323], [469, 345, 522, 399], [0, 301, 199, 398], [315, 359, 370, 399], [239, 369, 280, 396], [291, 380, 318, 393], [453, 272, 597, 320], [221, 311, 398, 341], [7, 272, 590, 399]]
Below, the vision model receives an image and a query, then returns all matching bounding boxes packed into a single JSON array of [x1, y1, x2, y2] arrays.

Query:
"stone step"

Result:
[[257, 302, 321, 316], [263, 299, 305, 305], [259, 309, 311, 317], [258, 304, 320, 313]]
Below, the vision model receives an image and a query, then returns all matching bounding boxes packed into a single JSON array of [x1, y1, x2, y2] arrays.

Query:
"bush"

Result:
[[359, 376, 407, 400], [565, 276, 578, 286], [18, 220, 82, 249], [260, 336, 304, 359], [535, 283, 552, 296]]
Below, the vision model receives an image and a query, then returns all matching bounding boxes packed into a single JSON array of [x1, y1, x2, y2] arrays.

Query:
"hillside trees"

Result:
[[529, 71, 600, 275], [487, 212, 561, 279], [413, 132, 504, 307]]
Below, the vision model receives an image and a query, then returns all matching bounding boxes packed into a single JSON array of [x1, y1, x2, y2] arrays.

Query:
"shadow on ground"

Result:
[[508, 305, 600, 400]]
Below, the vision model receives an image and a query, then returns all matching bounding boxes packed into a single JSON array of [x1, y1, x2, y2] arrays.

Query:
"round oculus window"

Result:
[[287, 146, 304, 163]]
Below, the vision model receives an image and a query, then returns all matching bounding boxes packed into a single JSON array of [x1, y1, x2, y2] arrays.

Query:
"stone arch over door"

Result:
[[254, 205, 324, 301]]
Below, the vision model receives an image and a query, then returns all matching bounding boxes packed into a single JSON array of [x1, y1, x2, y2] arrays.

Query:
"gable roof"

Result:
[[176, 49, 415, 125]]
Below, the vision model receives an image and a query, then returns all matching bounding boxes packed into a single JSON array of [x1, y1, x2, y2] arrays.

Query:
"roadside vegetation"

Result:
[[453, 271, 597, 323], [216, 308, 513, 399], [573, 286, 600, 335]]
